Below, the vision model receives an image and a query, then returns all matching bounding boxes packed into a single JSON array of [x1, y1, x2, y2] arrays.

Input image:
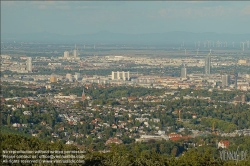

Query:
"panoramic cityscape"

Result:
[[1, 1, 250, 165]]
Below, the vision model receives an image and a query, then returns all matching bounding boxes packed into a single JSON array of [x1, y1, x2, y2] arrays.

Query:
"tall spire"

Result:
[[82, 87, 86, 101]]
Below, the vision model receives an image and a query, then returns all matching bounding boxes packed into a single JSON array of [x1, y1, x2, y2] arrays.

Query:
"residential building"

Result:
[[111, 71, 130, 81], [105, 137, 123, 145], [218, 140, 229, 149]]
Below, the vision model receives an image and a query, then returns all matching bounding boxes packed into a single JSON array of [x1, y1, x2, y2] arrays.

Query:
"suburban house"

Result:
[[218, 140, 229, 149]]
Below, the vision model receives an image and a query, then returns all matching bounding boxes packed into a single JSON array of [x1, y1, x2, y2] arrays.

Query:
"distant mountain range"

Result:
[[1, 31, 249, 44]]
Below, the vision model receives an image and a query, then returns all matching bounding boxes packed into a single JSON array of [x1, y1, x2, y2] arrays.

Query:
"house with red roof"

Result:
[[218, 140, 229, 149], [105, 137, 123, 145], [168, 133, 182, 141]]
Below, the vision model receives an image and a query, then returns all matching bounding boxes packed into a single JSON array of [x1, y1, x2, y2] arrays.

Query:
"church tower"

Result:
[[82, 88, 86, 101]]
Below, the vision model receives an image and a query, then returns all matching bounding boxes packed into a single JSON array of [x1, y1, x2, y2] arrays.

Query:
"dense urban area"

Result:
[[1, 41, 250, 165]]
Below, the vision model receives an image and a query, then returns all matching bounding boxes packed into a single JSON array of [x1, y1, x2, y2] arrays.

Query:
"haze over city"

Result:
[[2, 1, 250, 35]]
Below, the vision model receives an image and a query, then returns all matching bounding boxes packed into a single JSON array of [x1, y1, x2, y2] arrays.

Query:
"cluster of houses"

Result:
[[4, 95, 240, 151]]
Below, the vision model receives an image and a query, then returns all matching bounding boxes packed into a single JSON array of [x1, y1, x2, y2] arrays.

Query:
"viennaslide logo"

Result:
[[219, 146, 248, 165]]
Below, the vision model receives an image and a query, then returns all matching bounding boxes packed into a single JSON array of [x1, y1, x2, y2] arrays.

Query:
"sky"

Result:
[[1, 1, 250, 35]]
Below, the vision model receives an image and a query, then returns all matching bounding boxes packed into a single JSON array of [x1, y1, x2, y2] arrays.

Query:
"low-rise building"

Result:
[[218, 140, 229, 149], [105, 137, 123, 145]]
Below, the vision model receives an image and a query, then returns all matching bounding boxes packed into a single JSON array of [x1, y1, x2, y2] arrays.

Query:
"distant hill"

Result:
[[1, 31, 249, 44]]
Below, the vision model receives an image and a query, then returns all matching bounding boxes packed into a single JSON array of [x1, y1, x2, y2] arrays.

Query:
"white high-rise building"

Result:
[[222, 75, 230, 87], [112, 71, 130, 81], [73, 50, 78, 57], [26, 57, 32, 72], [204, 53, 211, 75], [64, 51, 69, 58], [181, 64, 187, 79], [73, 44, 79, 57]]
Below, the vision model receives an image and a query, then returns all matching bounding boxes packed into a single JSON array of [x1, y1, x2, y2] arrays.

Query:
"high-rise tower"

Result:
[[73, 44, 78, 57], [204, 53, 211, 75], [26, 57, 32, 72], [181, 64, 187, 79], [234, 72, 238, 89], [222, 74, 230, 87]]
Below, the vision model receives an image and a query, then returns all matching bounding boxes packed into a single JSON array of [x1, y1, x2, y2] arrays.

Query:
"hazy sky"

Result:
[[1, 1, 250, 35]]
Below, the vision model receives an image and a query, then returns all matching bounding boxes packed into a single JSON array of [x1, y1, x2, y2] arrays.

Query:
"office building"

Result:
[[222, 74, 230, 87], [73, 44, 79, 58], [112, 71, 130, 81], [64, 51, 69, 58], [73, 50, 78, 58], [26, 57, 32, 72], [181, 64, 187, 79], [204, 53, 211, 75]]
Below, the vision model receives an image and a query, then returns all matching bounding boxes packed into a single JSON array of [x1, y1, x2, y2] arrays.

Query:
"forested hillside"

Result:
[[1, 133, 249, 166]]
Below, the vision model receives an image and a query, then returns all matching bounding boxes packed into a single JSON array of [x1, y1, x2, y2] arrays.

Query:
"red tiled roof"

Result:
[[219, 140, 229, 147], [105, 137, 123, 145], [170, 137, 181, 141]]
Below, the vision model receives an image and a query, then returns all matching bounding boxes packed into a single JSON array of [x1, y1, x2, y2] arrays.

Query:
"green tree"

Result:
[[7, 114, 11, 126]]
